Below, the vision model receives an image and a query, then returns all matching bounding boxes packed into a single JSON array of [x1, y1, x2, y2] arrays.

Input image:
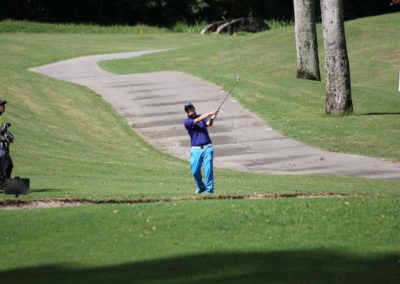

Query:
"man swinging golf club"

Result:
[[184, 102, 218, 194]]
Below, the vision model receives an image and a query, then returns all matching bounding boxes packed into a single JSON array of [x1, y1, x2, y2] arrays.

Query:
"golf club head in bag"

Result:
[[210, 74, 240, 120]]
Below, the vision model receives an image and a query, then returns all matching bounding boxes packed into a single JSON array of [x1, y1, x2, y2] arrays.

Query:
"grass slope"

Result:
[[101, 13, 400, 161], [0, 15, 399, 283], [1, 23, 398, 199]]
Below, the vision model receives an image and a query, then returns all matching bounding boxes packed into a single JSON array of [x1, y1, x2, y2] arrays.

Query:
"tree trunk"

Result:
[[320, 0, 353, 115], [293, 0, 320, 81]]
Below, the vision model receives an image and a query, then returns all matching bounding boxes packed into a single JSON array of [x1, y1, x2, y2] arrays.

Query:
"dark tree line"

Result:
[[0, 0, 398, 26]]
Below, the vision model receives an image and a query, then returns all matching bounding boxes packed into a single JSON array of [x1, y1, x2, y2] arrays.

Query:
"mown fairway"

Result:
[[1, 197, 400, 283], [0, 14, 399, 283]]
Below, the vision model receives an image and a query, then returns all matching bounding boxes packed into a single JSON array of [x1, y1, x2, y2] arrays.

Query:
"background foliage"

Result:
[[0, 0, 399, 26]]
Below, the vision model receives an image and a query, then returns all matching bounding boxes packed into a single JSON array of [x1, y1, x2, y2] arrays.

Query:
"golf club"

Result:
[[210, 74, 240, 120]]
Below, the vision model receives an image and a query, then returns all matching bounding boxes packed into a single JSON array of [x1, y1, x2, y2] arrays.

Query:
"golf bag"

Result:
[[0, 122, 14, 185]]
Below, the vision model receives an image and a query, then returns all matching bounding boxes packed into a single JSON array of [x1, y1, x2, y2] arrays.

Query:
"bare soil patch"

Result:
[[0, 192, 356, 210]]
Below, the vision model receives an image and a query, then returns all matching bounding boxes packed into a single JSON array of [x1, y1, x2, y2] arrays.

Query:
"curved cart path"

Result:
[[30, 50, 400, 179]]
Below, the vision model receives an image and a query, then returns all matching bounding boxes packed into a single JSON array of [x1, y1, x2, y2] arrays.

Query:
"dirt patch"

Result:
[[0, 192, 356, 210], [0, 200, 91, 210]]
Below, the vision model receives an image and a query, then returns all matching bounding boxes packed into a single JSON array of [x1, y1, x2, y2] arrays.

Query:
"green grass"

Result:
[[170, 21, 209, 33], [0, 14, 399, 283], [0, 19, 169, 34], [1, 197, 399, 283], [0, 19, 294, 34], [0, 31, 222, 199], [101, 12, 400, 161], [2, 21, 397, 200], [267, 18, 295, 29]]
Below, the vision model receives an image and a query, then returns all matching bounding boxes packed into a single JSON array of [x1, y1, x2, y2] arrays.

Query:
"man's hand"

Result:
[[210, 109, 219, 119], [208, 109, 219, 126]]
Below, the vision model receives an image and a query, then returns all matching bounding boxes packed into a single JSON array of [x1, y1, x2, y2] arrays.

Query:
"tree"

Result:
[[293, 0, 320, 81], [320, 0, 353, 115]]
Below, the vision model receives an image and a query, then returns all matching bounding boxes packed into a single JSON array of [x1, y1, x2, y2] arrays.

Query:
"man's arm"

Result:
[[194, 110, 218, 126]]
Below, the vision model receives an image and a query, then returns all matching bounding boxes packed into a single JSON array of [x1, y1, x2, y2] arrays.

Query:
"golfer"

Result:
[[0, 100, 13, 186], [184, 102, 218, 194]]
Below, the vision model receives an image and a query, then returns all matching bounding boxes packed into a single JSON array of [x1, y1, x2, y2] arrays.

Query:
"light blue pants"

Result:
[[190, 146, 214, 194]]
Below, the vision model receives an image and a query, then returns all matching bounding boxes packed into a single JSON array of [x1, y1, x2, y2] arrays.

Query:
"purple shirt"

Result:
[[184, 115, 212, 147]]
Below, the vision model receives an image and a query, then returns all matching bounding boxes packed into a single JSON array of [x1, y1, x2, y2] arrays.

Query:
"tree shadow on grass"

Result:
[[29, 188, 67, 193], [1, 250, 399, 284], [361, 112, 400, 116]]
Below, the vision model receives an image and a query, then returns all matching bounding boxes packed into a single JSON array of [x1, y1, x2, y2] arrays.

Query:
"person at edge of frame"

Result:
[[0, 99, 13, 188], [184, 102, 218, 195]]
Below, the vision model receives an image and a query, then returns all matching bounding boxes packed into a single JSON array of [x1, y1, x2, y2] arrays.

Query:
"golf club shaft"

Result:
[[217, 94, 230, 111], [210, 76, 239, 120], [220, 83, 238, 108]]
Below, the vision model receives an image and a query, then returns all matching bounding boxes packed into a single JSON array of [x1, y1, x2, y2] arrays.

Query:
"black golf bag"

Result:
[[0, 122, 14, 185], [0, 122, 29, 196]]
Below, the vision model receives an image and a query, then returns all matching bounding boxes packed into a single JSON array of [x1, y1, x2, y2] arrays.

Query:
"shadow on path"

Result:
[[1, 250, 399, 284]]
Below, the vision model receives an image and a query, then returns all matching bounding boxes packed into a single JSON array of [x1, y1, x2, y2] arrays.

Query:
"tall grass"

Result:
[[0, 19, 168, 34], [171, 21, 209, 33], [170, 19, 294, 33], [0, 19, 294, 34], [267, 18, 295, 29]]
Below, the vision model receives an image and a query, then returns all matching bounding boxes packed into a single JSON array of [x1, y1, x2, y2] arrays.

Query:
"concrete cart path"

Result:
[[30, 50, 400, 179]]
